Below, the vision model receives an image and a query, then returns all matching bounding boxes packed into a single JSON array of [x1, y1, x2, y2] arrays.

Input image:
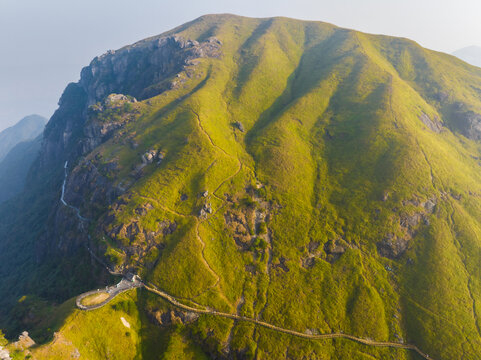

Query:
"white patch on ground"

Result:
[[120, 317, 131, 328]]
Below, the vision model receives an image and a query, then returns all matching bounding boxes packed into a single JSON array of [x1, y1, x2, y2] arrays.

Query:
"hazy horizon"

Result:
[[1, 0, 481, 131]]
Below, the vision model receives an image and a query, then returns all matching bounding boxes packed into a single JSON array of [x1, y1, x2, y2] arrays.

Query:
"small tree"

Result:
[[0, 329, 8, 346]]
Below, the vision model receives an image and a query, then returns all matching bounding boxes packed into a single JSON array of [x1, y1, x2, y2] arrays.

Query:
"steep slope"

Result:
[[453, 45, 481, 67], [2, 14, 481, 359], [0, 136, 42, 203], [0, 115, 46, 161]]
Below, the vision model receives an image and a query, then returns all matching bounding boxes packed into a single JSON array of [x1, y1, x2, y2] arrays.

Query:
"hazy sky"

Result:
[[1, 0, 480, 131]]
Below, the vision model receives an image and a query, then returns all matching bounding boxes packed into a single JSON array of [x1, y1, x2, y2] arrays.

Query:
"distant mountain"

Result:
[[0, 136, 42, 204], [452, 45, 481, 67], [0, 115, 46, 162]]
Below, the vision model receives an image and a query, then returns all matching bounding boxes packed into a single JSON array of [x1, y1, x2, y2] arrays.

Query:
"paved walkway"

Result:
[[76, 278, 142, 311], [143, 283, 433, 360]]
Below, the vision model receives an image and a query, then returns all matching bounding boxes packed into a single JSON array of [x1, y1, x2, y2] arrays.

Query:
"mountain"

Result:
[[0, 115, 46, 162], [1, 14, 481, 359], [0, 136, 42, 204], [452, 45, 481, 67]]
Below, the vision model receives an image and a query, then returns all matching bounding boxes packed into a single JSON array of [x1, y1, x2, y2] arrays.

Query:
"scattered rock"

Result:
[[149, 309, 199, 327], [452, 103, 481, 140], [234, 121, 245, 132], [13, 331, 35, 350], [419, 112, 443, 133], [324, 239, 348, 263], [141, 150, 158, 164], [105, 93, 137, 106], [377, 233, 409, 259], [180, 194, 188, 201], [201, 190, 209, 197], [0, 346, 11, 360], [203, 203, 213, 214], [301, 256, 316, 269], [421, 198, 437, 212]]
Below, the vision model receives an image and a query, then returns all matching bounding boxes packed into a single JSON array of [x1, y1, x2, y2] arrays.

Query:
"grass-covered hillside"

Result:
[[3, 14, 481, 359]]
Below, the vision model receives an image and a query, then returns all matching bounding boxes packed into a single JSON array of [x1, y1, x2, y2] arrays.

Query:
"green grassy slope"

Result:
[[7, 14, 481, 359]]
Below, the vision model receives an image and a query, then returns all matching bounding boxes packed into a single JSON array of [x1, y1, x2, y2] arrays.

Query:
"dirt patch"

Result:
[[80, 292, 110, 306]]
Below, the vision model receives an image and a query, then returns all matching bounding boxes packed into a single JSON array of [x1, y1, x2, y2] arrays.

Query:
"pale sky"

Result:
[[1, 0, 480, 131]]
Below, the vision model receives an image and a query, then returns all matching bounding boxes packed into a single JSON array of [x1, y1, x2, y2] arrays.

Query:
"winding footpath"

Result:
[[62, 117, 434, 359], [143, 283, 433, 360]]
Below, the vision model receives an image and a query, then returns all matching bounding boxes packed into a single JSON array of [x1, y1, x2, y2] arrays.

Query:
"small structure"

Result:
[[125, 272, 141, 283]]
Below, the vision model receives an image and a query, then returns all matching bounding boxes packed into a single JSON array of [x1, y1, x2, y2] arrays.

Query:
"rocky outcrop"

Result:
[[37, 34, 222, 174], [83, 94, 138, 154], [324, 238, 348, 263], [377, 197, 436, 259], [0, 346, 11, 360], [419, 113, 443, 133], [13, 331, 35, 350], [148, 308, 199, 327], [79, 35, 222, 105], [454, 108, 481, 140]]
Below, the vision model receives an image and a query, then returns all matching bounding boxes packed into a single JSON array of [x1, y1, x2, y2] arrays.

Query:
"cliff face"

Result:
[[38, 35, 222, 173], [0, 32, 224, 324]]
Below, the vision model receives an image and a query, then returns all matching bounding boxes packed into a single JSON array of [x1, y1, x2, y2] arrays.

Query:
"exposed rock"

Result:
[[234, 121, 245, 132], [203, 203, 213, 214], [13, 331, 35, 350], [149, 309, 199, 327], [80, 35, 222, 105], [419, 112, 443, 133], [377, 197, 437, 259], [308, 241, 320, 253], [141, 149, 159, 164], [452, 103, 481, 140], [105, 93, 137, 106], [0, 346, 11, 360], [377, 233, 410, 259], [83, 93, 138, 154], [324, 239, 348, 263], [224, 210, 253, 250], [421, 198, 437, 212], [301, 256, 316, 269]]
